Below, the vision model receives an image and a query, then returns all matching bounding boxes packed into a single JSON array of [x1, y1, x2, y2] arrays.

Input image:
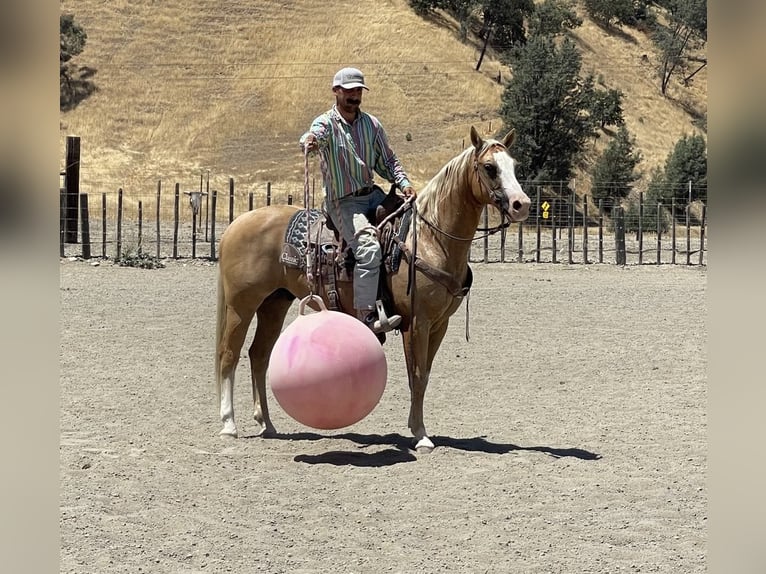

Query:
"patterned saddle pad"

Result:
[[279, 209, 328, 268]]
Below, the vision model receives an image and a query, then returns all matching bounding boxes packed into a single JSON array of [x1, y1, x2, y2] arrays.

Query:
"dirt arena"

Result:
[[60, 259, 706, 573]]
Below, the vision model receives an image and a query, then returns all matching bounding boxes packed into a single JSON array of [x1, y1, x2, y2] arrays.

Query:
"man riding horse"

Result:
[[299, 67, 414, 334]]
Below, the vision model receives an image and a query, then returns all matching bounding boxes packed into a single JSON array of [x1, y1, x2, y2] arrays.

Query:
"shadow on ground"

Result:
[[257, 431, 601, 467]]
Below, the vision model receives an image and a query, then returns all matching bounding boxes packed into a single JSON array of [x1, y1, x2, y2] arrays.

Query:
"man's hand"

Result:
[[401, 186, 416, 198], [302, 134, 317, 153]]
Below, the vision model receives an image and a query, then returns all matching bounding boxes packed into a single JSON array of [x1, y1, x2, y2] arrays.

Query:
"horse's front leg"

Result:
[[404, 321, 450, 453], [403, 329, 435, 453]]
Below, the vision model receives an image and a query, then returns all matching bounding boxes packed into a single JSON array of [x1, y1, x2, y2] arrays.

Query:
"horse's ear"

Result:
[[470, 125, 484, 150], [503, 129, 516, 149]]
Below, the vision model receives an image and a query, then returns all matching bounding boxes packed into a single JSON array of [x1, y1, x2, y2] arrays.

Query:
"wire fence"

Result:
[[59, 180, 707, 266]]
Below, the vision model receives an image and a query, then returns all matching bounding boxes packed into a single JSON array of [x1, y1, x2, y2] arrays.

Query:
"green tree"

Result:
[[583, 0, 635, 28], [528, 0, 582, 38], [590, 126, 642, 206], [60, 13, 91, 110], [409, 0, 446, 15], [482, 0, 535, 49], [60, 13, 86, 80], [652, 0, 707, 95], [663, 133, 707, 203], [643, 134, 706, 222], [588, 87, 625, 129], [499, 36, 597, 183], [448, 0, 480, 41]]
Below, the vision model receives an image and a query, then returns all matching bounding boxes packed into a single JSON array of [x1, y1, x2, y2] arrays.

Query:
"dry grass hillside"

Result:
[[59, 0, 706, 203]]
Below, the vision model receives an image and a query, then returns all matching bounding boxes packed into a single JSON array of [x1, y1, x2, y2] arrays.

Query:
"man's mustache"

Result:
[[347, 99, 361, 105]]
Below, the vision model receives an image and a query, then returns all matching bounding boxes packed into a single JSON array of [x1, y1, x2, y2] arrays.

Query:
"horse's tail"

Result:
[[214, 269, 226, 402]]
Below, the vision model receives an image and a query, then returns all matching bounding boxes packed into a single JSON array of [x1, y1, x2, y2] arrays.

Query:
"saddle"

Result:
[[279, 184, 410, 313]]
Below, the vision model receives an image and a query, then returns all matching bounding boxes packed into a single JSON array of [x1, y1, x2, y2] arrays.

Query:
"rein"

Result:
[[303, 147, 314, 292], [418, 208, 510, 242]]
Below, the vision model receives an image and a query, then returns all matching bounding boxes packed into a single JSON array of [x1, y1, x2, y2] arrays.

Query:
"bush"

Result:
[[116, 251, 165, 269]]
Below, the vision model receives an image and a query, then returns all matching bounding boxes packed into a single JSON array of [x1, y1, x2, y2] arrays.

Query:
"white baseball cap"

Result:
[[332, 67, 369, 90]]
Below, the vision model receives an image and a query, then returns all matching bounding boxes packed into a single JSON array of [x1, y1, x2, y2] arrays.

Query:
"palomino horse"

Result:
[[215, 125, 530, 452]]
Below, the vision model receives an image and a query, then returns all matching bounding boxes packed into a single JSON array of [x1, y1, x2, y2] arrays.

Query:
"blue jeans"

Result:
[[324, 187, 386, 310]]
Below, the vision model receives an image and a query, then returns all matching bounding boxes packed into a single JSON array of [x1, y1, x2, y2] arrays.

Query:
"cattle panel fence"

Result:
[[59, 180, 707, 266]]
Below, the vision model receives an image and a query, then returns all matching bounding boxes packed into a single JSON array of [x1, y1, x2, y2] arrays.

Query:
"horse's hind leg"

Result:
[[219, 305, 256, 438], [249, 291, 294, 437]]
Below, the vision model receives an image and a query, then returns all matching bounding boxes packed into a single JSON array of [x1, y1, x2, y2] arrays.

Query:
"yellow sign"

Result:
[[543, 212, 549, 219], [541, 201, 550, 211]]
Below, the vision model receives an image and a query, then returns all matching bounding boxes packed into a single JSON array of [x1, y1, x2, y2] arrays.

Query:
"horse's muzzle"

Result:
[[507, 193, 531, 222]]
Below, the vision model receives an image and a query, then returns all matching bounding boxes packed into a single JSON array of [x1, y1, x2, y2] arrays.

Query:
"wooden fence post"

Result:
[[567, 191, 574, 264], [64, 136, 80, 243], [685, 204, 691, 265], [517, 222, 523, 263], [266, 182, 272, 206], [228, 177, 235, 223], [116, 188, 123, 260], [482, 207, 489, 262], [79, 193, 91, 259], [656, 202, 662, 265], [582, 198, 589, 264], [500, 223, 506, 263], [137, 200, 143, 255], [173, 183, 180, 259], [156, 180, 161, 259], [699, 205, 706, 265], [101, 193, 107, 258], [551, 199, 557, 264], [248, 192, 254, 211], [671, 198, 676, 264], [534, 187, 541, 263], [204, 174, 210, 243], [615, 206, 626, 266], [59, 190, 66, 256], [191, 194, 197, 259], [598, 199, 604, 264], [638, 191, 644, 265], [210, 189, 218, 260]]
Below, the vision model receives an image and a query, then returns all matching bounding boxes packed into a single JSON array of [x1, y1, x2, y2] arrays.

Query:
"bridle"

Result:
[[415, 145, 513, 242]]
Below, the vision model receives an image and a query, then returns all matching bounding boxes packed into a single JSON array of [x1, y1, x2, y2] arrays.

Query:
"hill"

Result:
[[58, 0, 706, 202]]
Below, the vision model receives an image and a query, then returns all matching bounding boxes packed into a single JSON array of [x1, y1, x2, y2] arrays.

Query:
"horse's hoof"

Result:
[[219, 423, 238, 438], [415, 437, 435, 453]]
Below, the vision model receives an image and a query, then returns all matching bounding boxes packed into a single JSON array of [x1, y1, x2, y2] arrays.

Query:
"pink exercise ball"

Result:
[[268, 296, 387, 430]]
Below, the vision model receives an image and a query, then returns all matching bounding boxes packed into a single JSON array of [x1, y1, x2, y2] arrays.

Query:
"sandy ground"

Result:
[[60, 259, 706, 573]]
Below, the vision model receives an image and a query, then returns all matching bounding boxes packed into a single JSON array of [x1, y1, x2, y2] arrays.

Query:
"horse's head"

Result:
[[470, 126, 530, 223]]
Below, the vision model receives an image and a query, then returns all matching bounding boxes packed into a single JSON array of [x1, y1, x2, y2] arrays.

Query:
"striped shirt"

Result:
[[300, 105, 411, 199]]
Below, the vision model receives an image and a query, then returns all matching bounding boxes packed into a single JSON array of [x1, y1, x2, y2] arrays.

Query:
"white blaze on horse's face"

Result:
[[493, 150, 530, 222], [470, 126, 531, 223]]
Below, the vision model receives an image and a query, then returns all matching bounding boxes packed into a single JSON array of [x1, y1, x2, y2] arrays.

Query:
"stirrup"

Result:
[[371, 300, 401, 334]]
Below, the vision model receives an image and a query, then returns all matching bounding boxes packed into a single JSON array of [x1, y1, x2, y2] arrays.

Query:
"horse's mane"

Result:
[[415, 137, 502, 221], [415, 147, 474, 222]]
